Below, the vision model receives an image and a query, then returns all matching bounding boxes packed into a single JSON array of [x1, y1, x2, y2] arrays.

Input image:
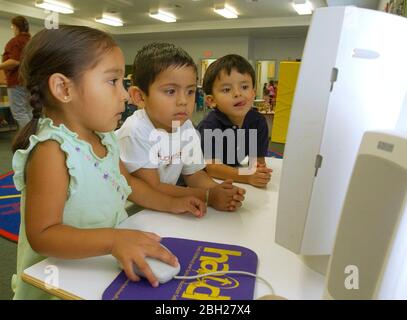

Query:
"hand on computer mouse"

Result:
[[111, 229, 178, 287], [131, 245, 181, 285]]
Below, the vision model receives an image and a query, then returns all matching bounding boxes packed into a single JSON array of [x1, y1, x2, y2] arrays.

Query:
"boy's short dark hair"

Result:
[[132, 42, 197, 95], [202, 54, 255, 95]]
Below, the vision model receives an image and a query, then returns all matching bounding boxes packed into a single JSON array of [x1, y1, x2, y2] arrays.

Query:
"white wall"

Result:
[[377, 0, 388, 10], [117, 35, 306, 81], [251, 37, 306, 80], [252, 37, 306, 62], [116, 35, 250, 81], [0, 15, 307, 83], [0, 18, 13, 50]]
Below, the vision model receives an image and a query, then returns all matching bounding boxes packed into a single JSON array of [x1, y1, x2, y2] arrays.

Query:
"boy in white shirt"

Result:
[[116, 43, 245, 216]]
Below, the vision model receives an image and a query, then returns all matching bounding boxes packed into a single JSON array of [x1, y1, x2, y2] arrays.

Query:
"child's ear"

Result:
[[205, 95, 217, 108], [48, 73, 72, 103], [129, 86, 146, 108]]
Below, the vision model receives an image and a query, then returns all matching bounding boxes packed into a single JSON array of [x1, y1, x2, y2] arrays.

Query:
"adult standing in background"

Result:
[[262, 83, 269, 102], [267, 80, 276, 109], [0, 16, 32, 129]]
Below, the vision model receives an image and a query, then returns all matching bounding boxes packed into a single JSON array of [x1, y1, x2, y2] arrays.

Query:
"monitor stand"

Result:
[[300, 255, 330, 275]]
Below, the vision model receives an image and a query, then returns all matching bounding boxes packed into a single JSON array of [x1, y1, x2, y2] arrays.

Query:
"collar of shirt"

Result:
[[213, 107, 258, 129]]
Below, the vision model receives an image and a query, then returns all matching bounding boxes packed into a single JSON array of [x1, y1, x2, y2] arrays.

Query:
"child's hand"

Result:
[[170, 196, 207, 218], [229, 184, 246, 211], [111, 229, 178, 288], [208, 179, 246, 212], [247, 163, 273, 188]]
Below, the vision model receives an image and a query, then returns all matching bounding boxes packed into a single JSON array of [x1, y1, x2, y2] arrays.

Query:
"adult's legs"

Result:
[[7, 86, 32, 129]]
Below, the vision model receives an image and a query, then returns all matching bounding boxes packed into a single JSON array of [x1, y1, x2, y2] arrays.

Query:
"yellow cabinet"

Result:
[[271, 61, 300, 144]]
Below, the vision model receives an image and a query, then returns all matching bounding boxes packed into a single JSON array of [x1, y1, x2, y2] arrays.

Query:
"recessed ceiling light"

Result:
[[95, 14, 123, 27], [214, 3, 239, 19], [35, 0, 74, 14], [292, 0, 313, 15], [149, 9, 177, 23]]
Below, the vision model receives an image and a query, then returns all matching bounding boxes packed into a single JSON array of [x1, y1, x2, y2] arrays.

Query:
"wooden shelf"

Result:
[[0, 124, 17, 132], [259, 110, 275, 115]]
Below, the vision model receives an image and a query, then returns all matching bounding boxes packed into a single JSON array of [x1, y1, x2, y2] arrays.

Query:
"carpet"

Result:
[[267, 150, 283, 159], [0, 171, 20, 242]]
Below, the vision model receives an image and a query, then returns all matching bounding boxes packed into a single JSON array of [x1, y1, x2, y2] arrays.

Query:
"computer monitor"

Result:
[[274, 6, 407, 272]]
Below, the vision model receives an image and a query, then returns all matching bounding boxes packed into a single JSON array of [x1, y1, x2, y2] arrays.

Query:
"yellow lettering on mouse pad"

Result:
[[103, 237, 258, 300]]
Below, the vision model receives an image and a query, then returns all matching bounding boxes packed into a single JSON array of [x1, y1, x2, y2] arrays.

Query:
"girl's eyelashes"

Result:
[[242, 85, 250, 90], [108, 79, 118, 85], [221, 87, 231, 93], [187, 89, 196, 95]]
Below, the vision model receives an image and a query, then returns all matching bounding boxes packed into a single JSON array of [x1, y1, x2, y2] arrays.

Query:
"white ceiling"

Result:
[[0, 0, 381, 39]]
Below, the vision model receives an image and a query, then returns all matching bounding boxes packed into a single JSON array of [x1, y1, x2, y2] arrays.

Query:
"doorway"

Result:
[[255, 60, 276, 99]]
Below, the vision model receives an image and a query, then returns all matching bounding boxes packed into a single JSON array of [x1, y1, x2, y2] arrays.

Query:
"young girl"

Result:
[[11, 26, 205, 299]]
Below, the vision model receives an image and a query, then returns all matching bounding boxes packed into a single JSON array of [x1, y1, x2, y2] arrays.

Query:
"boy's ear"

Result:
[[48, 73, 73, 103], [129, 86, 146, 108], [205, 95, 217, 108]]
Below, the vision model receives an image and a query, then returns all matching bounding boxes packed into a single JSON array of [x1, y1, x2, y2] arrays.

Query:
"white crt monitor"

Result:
[[324, 130, 407, 299], [275, 6, 407, 256]]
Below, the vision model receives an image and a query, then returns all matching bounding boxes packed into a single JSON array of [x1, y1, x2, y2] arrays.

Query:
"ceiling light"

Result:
[[95, 14, 123, 27], [292, 0, 313, 15], [214, 3, 239, 19], [35, 0, 74, 14], [149, 10, 177, 23]]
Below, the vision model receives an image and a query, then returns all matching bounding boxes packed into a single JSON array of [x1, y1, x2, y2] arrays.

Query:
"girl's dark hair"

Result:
[[132, 42, 197, 95], [11, 16, 29, 33], [202, 54, 255, 95], [12, 25, 117, 153]]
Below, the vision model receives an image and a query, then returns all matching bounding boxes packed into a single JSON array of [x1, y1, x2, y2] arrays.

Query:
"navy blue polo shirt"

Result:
[[196, 108, 269, 167]]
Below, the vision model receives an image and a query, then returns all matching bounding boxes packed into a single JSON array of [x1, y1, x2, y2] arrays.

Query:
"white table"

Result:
[[22, 158, 325, 300]]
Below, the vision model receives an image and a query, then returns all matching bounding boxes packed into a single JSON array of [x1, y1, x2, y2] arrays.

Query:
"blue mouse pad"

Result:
[[102, 237, 258, 300]]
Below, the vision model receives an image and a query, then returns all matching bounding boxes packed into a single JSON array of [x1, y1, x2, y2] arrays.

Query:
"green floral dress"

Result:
[[11, 118, 131, 299]]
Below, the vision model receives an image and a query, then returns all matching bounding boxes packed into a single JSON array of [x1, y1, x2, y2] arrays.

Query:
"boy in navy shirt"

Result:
[[197, 54, 272, 188]]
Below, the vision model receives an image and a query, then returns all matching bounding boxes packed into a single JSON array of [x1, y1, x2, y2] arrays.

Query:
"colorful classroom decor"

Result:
[[271, 61, 300, 144], [0, 171, 20, 242]]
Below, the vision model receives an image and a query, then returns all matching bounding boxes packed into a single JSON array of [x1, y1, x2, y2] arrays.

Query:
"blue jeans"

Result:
[[7, 86, 32, 128]]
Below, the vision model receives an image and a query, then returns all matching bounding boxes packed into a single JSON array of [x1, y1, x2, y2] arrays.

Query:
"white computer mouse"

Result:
[[117, 245, 181, 284], [133, 256, 181, 284]]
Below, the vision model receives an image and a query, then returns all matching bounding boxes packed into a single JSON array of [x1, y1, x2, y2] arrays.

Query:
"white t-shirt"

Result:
[[115, 109, 206, 185]]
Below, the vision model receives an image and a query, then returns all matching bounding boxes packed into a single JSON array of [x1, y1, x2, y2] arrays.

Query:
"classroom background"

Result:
[[0, 0, 401, 300]]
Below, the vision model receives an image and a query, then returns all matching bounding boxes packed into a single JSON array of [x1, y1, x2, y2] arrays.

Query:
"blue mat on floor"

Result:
[[0, 171, 20, 242], [267, 150, 283, 159]]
